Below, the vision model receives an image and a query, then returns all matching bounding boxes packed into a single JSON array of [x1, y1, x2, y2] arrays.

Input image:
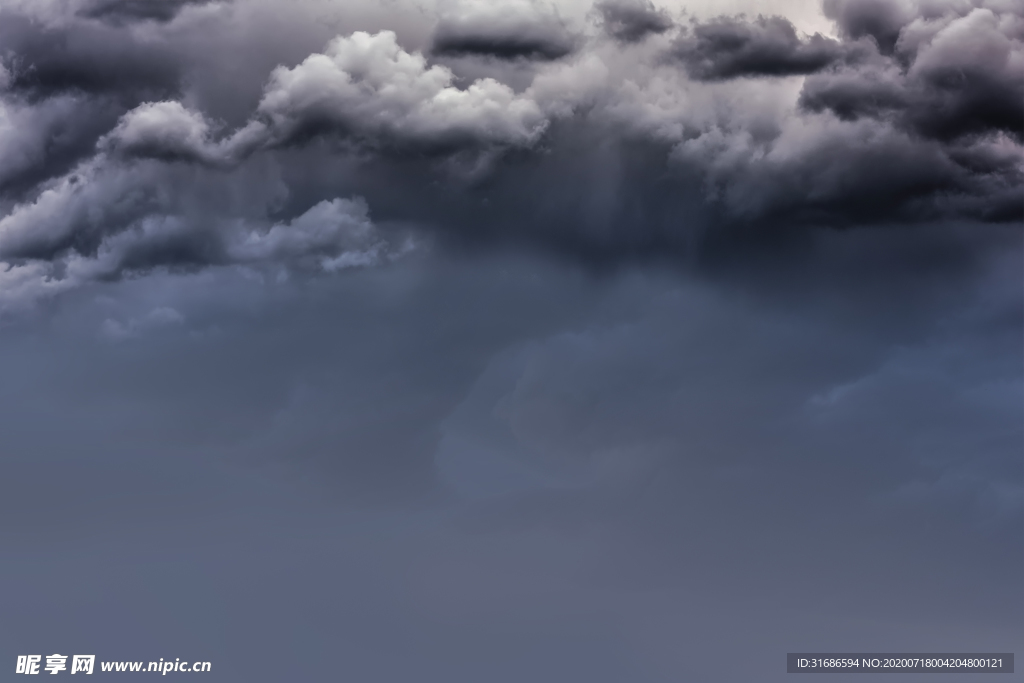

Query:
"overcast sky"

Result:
[[0, 0, 1021, 680]]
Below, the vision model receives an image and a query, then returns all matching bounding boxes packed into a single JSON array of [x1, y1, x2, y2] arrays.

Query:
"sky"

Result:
[[0, 0, 1021, 680]]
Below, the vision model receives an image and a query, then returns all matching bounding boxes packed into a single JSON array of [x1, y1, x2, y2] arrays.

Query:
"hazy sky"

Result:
[[0, 0, 1021, 680]]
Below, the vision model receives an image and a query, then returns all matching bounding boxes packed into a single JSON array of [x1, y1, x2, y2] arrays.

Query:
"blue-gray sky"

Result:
[[0, 0, 1021, 681]]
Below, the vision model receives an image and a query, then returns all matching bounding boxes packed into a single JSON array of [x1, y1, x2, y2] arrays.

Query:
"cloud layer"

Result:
[[0, 0, 1019, 309]]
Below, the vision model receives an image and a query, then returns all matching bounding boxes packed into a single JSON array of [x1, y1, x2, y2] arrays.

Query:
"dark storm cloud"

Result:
[[0, 95, 125, 198], [432, 23, 576, 60], [0, 0, 1021, 309], [0, 155, 404, 293], [77, 0, 219, 25], [0, 12, 181, 100], [801, 3, 1024, 143], [431, 1, 577, 60], [0, 7, 186, 196], [672, 118, 1022, 226], [594, 0, 674, 43], [672, 14, 848, 80]]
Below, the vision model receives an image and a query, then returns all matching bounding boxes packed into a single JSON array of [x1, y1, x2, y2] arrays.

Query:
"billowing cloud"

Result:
[[100, 30, 557, 168], [102, 100, 228, 165], [0, 0, 1020, 312], [252, 30, 551, 151], [802, 4, 1024, 142], [0, 145, 407, 309]]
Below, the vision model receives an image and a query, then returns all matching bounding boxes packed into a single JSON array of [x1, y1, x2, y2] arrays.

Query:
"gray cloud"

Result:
[[253, 30, 552, 151], [0, 95, 122, 196], [802, 3, 1024, 144], [431, 0, 578, 60], [77, 0, 220, 25], [0, 12, 182, 101], [97, 31, 558, 169], [594, 0, 674, 43], [672, 14, 848, 80], [823, 0, 916, 54], [0, 146, 407, 311], [101, 100, 230, 165], [0, 0, 1017, 310]]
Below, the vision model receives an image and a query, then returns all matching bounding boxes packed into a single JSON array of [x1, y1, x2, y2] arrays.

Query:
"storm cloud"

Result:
[[77, 0, 220, 25], [802, 3, 1024, 143], [0, 0, 1019, 305], [0, 2, 1020, 681]]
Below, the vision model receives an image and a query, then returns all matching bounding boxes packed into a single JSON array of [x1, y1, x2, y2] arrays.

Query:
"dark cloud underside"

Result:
[[432, 29, 576, 60], [77, 0, 219, 25]]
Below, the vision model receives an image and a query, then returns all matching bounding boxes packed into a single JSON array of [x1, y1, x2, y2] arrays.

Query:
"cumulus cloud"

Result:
[[802, 3, 1024, 142], [431, 0, 578, 60], [669, 113, 1021, 224], [99, 29, 573, 166], [0, 157, 153, 261], [103, 101, 220, 161], [0, 0, 1020, 310], [101, 100, 242, 166], [0, 143, 407, 308], [250, 30, 551, 152]]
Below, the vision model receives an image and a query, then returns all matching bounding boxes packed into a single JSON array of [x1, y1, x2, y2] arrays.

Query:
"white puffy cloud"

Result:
[[251, 30, 550, 151], [100, 30, 561, 165], [102, 100, 229, 165]]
